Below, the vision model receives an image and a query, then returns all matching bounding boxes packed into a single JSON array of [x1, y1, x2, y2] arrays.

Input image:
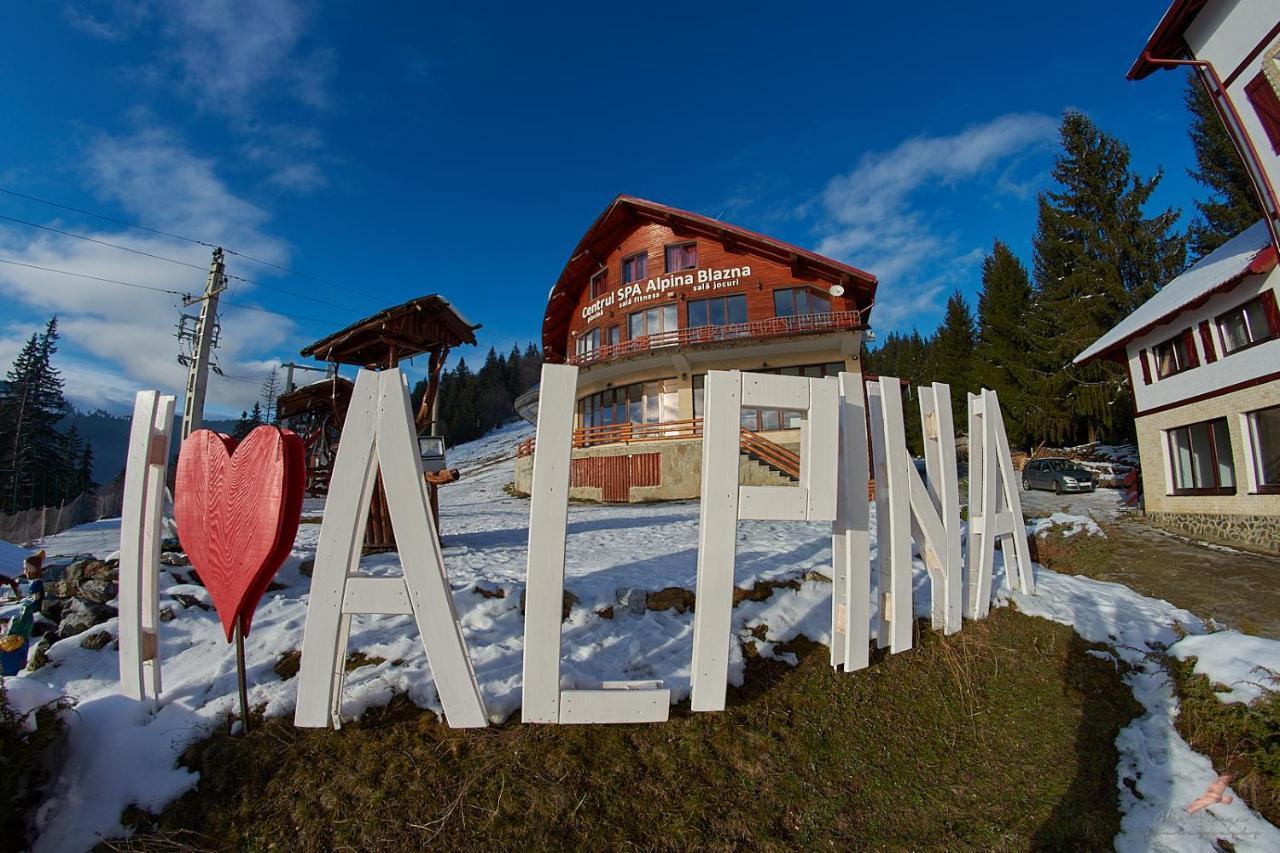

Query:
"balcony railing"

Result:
[[569, 310, 864, 367], [516, 418, 703, 457]]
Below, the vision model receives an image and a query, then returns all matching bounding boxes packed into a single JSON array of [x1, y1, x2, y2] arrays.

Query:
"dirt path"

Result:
[[1092, 517, 1280, 638], [1021, 487, 1280, 638]]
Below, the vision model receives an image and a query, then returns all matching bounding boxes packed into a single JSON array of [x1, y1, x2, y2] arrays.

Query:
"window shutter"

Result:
[[1139, 348, 1152, 385], [1198, 320, 1217, 363], [1261, 288, 1280, 336], [1245, 73, 1280, 154], [1182, 328, 1200, 368]]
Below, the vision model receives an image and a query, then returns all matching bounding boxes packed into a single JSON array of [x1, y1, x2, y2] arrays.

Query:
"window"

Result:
[[1153, 330, 1197, 378], [1167, 417, 1235, 495], [628, 304, 678, 341], [665, 242, 697, 272], [1247, 405, 1280, 493], [589, 268, 608, 299], [1218, 293, 1279, 354], [694, 362, 843, 430], [687, 294, 747, 328], [578, 378, 680, 430], [773, 287, 831, 318], [576, 327, 602, 357], [1244, 72, 1280, 155], [621, 252, 647, 284]]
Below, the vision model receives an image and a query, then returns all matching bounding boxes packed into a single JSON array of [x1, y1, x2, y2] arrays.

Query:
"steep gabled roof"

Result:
[[1127, 0, 1207, 80], [1074, 220, 1278, 364], [301, 295, 479, 368], [542, 195, 877, 362]]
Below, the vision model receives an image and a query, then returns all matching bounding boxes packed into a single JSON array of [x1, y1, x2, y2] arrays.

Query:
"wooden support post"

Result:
[[119, 390, 175, 703], [830, 371, 870, 672], [873, 378, 914, 654]]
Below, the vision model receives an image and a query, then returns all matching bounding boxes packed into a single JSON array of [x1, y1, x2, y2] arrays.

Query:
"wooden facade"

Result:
[[543, 196, 877, 366]]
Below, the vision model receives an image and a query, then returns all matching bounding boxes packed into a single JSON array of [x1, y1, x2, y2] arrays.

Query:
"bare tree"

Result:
[[260, 367, 281, 424]]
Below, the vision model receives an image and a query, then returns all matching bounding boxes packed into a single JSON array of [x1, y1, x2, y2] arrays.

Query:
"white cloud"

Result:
[[815, 112, 1058, 331], [0, 129, 297, 415], [68, 0, 334, 193]]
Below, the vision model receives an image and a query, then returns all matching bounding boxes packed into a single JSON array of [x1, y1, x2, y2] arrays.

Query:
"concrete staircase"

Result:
[[739, 453, 799, 487]]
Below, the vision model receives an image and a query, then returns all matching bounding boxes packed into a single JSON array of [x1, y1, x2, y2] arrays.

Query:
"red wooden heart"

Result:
[[175, 426, 305, 641]]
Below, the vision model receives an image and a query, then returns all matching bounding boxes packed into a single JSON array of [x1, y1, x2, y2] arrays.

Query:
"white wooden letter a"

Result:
[[294, 368, 487, 729]]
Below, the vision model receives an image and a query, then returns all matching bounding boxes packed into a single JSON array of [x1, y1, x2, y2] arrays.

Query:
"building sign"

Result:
[[581, 265, 753, 320]]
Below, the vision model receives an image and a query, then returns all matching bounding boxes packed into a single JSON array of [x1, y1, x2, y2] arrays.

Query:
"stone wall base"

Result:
[[1144, 511, 1280, 556]]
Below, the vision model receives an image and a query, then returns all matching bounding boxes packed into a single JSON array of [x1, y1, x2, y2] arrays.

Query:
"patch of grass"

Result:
[[109, 609, 1139, 851], [1170, 658, 1280, 824], [0, 685, 65, 852], [1031, 524, 1116, 578]]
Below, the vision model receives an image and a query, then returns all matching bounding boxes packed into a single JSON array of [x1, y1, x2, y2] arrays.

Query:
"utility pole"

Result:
[[179, 248, 227, 442]]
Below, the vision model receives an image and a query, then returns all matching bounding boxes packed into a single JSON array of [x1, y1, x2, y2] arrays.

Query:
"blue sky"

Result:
[[1, 1, 1199, 416]]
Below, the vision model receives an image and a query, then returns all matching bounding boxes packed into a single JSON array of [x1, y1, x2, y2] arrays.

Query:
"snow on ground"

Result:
[[1170, 631, 1280, 706], [3, 418, 1277, 851], [1027, 511, 1105, 538]]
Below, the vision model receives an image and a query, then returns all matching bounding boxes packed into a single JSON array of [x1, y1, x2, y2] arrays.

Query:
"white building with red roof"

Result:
[[1077, 0, 1280, 552]]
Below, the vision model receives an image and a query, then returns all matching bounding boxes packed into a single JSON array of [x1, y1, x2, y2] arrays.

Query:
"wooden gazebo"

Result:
[[276, 376, 354, 495], [300, 295, 480, 548]]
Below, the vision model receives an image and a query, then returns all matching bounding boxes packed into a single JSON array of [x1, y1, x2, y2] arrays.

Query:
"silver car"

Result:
[[1022, 457, 1096, 493]]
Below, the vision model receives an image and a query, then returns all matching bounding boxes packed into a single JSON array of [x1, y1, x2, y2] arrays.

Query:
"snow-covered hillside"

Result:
[[4, 419, 1278, 852]]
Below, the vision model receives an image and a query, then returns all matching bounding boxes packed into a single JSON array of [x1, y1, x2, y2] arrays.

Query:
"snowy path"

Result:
[[5, 420, 1278, 852]]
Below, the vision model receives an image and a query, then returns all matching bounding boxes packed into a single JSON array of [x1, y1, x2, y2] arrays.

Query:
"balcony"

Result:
[[569, 310, 864, 368]]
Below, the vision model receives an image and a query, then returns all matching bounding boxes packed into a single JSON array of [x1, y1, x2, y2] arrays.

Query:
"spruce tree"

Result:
[[1028, 112, 1186, 445], [931, 291, 976, 427], [974, 241, 1036, 446], [1184, 77, 1262, 259], [0, 318, 69, 511]]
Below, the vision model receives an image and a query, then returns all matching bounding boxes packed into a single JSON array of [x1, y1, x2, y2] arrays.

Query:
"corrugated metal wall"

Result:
[[570, 452, 661, 502]]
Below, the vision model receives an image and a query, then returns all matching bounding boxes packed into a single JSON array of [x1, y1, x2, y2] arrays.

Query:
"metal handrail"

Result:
[[570, 310, 864, 367]]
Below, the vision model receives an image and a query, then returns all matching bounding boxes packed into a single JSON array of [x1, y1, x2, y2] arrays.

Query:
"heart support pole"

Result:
[[234, 622, 250, 734]]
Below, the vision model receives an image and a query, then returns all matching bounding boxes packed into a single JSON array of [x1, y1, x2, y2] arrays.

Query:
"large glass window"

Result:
[[1153, 331, 1196, 378], [1218, 294, 1277, 354], [1167, 417, 1235, 494], [688, 294, 747, 328], [774, 287, 831, 318], [693, 362, 843, 431], [621, 252, 647, 284], [575, 327, 601, 358], [1247, 405, 1280, 493], [665, 242, 697, 272], [579, 378, 680, 430], [628, 304, 678, 341]]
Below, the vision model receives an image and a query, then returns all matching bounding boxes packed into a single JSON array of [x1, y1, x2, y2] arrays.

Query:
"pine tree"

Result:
[[1028, 112, 1186, 445], [78, 440, 97, 496], [0, 318, 69, 511], [1184, 77, 1262, 259], [931, 291, 976, 427], [973, 241, 1036, 447]]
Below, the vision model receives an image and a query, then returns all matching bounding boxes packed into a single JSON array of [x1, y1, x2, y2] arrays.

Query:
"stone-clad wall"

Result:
[[1145, 510, 1280, 555]]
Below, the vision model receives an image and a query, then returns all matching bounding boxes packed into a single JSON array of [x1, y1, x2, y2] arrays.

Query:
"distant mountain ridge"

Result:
[[59, 408, 238, 483]]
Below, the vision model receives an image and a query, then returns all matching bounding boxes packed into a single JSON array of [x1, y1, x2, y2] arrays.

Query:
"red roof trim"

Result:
[[541, 195, 878, 362], [1127, 0, 1207, 80], [1088, 245, 1279, 363]]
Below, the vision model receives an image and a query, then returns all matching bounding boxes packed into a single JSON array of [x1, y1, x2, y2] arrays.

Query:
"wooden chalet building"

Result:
[[515, 195, 877, 502]]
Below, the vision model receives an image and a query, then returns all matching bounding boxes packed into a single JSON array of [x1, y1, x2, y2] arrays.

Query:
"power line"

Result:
[[0, 211, 370, 316], [0, 184, 381, 303], [0, 256, 336, 325], [0, 257, 186, 297]]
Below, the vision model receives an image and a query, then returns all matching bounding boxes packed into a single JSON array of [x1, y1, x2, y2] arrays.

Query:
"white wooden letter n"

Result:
[[965, 388, 1034, 619], [294, 368, 487, 729], [118, 390, 174, 702], [521, 363, 670, 725], [690, 370, 839, 713]]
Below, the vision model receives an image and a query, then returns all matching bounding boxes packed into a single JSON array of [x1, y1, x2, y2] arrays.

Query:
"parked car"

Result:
[[1021, 457, 1096, 493]]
